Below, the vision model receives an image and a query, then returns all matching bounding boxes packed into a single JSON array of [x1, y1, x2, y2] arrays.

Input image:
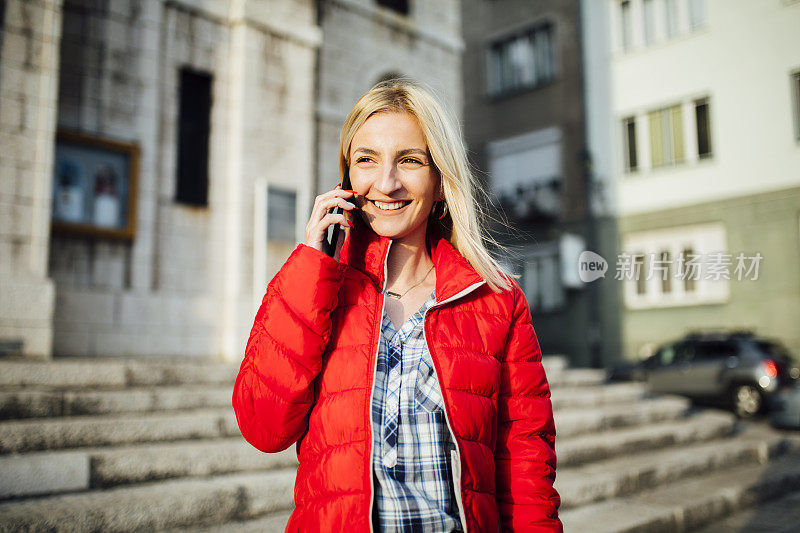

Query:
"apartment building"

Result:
[[607, 0, 800, 359]]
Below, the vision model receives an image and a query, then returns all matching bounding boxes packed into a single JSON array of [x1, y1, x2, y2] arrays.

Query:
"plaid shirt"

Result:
[[371, 290, 464, 532]]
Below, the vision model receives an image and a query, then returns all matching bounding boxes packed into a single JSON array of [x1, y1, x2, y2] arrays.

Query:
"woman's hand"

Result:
[[304, 185, 358, 256]]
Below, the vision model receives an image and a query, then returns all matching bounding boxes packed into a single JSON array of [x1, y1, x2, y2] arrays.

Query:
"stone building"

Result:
[[0, 0, 462, 361]]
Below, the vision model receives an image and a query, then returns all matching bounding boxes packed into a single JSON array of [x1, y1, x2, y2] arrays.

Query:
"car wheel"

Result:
[[731, 384, 763, 418]]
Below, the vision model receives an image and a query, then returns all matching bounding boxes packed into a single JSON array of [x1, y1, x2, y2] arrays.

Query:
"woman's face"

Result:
[[348, 111, 440, 244]]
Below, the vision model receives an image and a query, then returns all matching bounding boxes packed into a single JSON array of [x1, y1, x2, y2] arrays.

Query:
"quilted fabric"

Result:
[[232, 216, 562, 532]]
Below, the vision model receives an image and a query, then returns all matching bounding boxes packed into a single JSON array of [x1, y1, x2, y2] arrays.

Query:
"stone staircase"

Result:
[[1, 356, 799, 532]]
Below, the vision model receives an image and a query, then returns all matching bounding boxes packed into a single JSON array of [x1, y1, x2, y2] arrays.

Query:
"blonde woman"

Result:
[[233, 79, 562, 532]]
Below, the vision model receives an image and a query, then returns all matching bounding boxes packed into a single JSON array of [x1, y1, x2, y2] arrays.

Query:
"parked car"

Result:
[[769, 384, 800, 429], [642, 331, 799, 418]]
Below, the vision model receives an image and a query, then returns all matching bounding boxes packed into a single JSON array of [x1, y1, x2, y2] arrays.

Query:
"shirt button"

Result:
[[383, 455, 396, 468]]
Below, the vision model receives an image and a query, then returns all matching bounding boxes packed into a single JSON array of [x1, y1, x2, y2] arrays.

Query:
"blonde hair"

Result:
[[339, 78, 513, 293]]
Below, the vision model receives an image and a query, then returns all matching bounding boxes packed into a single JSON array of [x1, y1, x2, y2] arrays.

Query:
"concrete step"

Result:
[[559, 450, 800, 532], [549, 382, 646, 410], [91, 439, 296, 488], [0, 378, 629, 421], [556, 410, 736, 467], [0, 408, 239, 454], [555, 396, 690, 438], [174, 510, 293, 532], [0, 469, 296, 532], [694, 490, 800, 533], [0, 358, 238, 389], [0, 385, 233, 420], [0, 438, 298, 499], [556, 431, 797, 509]]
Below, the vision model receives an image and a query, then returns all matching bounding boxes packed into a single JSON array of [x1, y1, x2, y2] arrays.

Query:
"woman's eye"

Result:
[[355, 157, 373, 164], [402, 158, 423, 165]]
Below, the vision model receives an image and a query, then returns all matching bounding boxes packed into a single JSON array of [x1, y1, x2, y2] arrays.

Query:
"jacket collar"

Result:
[[338, 213, 485, 303]]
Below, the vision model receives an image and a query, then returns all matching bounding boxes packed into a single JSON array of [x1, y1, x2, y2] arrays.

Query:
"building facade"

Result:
[[0, 0, 462, 361], [606, 0, 800, 359], [461, 0, 622, 367]]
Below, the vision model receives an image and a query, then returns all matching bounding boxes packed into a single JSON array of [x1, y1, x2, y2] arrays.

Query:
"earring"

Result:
[[438, 201, 448, 220]]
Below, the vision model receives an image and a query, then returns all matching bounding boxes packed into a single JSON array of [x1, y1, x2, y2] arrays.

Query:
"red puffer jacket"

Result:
[[232, 218, 562, 532]]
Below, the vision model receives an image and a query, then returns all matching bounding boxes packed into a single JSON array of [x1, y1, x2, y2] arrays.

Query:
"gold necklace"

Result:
[[384, 264, 435, 299]]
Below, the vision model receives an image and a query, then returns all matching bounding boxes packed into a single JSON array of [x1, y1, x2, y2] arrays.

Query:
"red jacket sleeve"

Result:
[[495, 282, 562, 532], [232, 244, 344, 453]]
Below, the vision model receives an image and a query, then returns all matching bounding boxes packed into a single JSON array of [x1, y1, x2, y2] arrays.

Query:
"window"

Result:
[[659, 250, 672, 294], [634, 253, 647, 295], [688, 0, 707, 30], [376, 0, 409, 15], [655, 344, 677, 366], [664, 0, 679, 37], [648, 104, 684, 167], [487, 127, 562, 216], [793, 71, 800, 141], [623, 223, 729, 309], [267, 188, 296, 243], [521, 250, 564, 312], [620, 1, 633, 50], [489, 24, 554, 97], [176, 68, 212, 206], [265, 187, 297, 280], [695, 98, 712, 158], [643, 0, 656, 44], [680, 247, 696, 293], [694, 341, 736, 361], [623, 116, 638, 171]]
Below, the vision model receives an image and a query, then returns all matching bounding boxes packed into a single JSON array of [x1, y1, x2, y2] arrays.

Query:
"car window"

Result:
[[694, 341, 736, 360], [655, 343, 692, 365], [674, 342, 694, 363], [656, 345, 676, 365]]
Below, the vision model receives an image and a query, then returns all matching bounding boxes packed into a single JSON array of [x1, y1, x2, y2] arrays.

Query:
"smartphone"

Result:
[[322, 173, 352, 258]]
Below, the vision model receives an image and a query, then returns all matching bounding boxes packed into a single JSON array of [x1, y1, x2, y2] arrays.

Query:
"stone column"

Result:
[[0, 0, 63, 358]]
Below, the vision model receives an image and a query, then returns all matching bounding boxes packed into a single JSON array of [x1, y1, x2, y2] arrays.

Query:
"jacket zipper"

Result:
[[423, 280, 486, 533], [367, 240, 391, 533]]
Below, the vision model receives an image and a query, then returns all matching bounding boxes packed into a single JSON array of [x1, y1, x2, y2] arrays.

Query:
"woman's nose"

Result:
[[374, 163, 401, 194]]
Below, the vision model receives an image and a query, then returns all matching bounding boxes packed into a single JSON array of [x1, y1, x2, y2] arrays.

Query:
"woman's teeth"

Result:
[[373, 200, 408, 211]]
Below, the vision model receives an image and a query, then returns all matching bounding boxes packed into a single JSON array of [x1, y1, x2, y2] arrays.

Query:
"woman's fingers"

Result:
[[320, 212, 351, 229], [305, 188, 357, 253], [311, 190, 356, 221], [323, 196, 357, 213]]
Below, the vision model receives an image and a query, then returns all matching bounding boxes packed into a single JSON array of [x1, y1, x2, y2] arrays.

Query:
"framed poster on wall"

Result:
[[51, 130, 139, 240]]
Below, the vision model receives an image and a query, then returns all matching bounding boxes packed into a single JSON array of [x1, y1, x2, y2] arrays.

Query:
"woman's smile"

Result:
[[368, 198, 413, 213]]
